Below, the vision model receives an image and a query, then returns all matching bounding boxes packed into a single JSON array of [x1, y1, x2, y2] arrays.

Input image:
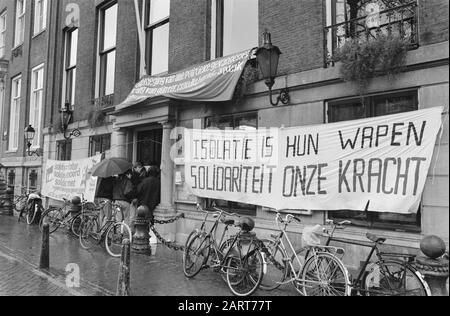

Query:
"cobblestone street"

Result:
[[0, 216, 295, 296]]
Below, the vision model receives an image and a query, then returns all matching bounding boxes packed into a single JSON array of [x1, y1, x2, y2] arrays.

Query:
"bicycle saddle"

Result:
[[366, 233, 386, 244], [221, 218, 235, 226]]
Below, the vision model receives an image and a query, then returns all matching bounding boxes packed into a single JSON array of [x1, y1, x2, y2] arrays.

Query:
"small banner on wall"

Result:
[[116, 49, 253, 110], [184, 107, 444, 214], [41, 155, 102, 202]]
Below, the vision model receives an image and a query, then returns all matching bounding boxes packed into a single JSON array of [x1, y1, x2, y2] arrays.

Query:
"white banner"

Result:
[[184, 107, 444, 214], [41, 155, 102, 202]]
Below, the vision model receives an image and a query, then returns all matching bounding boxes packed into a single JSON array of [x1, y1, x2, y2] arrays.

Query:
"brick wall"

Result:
[[260, 0, 325, 76], [419, 0, 449, 45], [169, 0, 209, 73]]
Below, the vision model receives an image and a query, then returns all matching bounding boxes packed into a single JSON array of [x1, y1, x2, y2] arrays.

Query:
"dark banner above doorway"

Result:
[[116, 49, 254, 111]]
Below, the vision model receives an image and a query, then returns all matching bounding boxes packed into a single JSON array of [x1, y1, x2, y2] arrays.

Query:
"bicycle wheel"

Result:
[[183, 234, 210, 278], [79, 217, 99, 250], [219, 237, 239, 283], [301, 252, 351, 296], [105, 222, 133, 258], [226, 241, 264, 297], [259, 239, 288, 291], [40, 207, 62, 234], [364, 260, 429, 296], [291, 247, 311, 294], [70, 213, 83, 237], [26, 202, 37, 225]]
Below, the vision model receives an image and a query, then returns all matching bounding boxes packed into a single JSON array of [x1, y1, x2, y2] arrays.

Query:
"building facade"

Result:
[[0, 0, 448, 271]]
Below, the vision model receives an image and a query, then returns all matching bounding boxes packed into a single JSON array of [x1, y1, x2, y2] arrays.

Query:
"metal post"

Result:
[[116, 239, 131, 296], [39, 223, 50, 270]]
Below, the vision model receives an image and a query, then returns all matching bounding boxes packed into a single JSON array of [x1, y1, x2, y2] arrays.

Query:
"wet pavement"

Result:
[[0, 215, 296, 296]]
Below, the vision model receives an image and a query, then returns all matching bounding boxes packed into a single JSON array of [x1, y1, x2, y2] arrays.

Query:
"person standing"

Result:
[[136, 166, 160, 225], [112, 170, 136, 230], [95, 176, 114, 226]]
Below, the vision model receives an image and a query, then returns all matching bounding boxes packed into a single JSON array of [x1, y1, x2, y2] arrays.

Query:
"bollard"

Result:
[[39, 223, 50, 270], [132, 206, 151, 255], [116, 239, 131, 296]]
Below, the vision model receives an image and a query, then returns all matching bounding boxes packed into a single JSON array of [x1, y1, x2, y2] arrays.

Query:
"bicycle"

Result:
[[183, 204, 266, 297], [17, 188, 44, 225], [39, 198, 88, 237], [79, 200, 132, 258], [318, 218, 431, 296], [259, 211, 351, 296]]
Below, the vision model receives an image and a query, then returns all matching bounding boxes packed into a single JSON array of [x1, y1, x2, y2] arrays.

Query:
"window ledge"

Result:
[[32, 29, 46, 39]]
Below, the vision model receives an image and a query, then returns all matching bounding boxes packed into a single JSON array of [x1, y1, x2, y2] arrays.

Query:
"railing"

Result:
[[92, 94, 115, 109], [324, 1, 418, 67]]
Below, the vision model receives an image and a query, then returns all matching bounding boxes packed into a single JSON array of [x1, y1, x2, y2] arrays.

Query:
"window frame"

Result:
[[326, 89, 422, 232], [211, 0, 259, 59], [14, 0, 26, 48], [62, 27, 78, 107], [144, 0, 170, 76], [29, 63, 44, 148], [33, 0, 47, 36], [57, 139, 72, 161], [0, 11, 7, 58], [89, 134, 111, 157], [8, 75, 22, 152], [97, 2, 117, 98]]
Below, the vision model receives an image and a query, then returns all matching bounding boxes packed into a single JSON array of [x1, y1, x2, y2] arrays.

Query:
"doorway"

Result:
[[136, 127, 163, 167]]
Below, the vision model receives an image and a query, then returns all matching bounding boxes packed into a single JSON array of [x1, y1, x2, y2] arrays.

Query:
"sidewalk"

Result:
[[0, 216, 295, 296]]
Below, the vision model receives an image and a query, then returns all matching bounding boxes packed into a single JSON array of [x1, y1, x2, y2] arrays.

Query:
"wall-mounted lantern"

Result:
[[60, 101, 81, 140]]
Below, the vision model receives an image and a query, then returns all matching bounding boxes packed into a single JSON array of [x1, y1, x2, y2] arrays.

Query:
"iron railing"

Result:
[[92, 94, 115, 109], [324, 1, 418, 67]]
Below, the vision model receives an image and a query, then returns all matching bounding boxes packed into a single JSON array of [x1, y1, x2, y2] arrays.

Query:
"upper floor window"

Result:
[[63, 28, 78, 107], [57, 140, 72, 161], [9, 75, 21, 151], [89, 134, 111, 157], [145, 0, 170, 75], [211, 0, 258, 59], [97, 2, 117, 98], [14, 0, 26, 47], [325, 0, 418, 65], [0, 11, 7, 58], [33, 0, 47, 35], [29, 64, 44, 148], [327, 90, 421, 232]]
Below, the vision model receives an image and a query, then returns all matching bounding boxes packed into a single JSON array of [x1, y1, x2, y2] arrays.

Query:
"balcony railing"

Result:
[[92, 94, 115, 109], [324, 1, 418, 67]]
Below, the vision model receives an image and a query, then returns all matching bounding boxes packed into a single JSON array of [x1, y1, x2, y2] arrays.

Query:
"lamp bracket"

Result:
[[269, 87, 290, 107]]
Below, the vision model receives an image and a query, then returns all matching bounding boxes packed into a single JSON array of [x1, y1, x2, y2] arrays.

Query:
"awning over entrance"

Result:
[[116, 49, 254, 111]]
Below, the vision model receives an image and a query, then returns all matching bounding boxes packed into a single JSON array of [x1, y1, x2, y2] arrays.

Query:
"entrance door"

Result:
[[136, 128, 163, 167]]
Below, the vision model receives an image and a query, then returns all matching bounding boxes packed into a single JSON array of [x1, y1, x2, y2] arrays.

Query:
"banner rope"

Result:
[[431, 106, 449, 184]]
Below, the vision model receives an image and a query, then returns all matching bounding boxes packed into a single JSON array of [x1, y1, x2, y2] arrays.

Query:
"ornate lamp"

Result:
[[255, 31, 290, 107], [60, 101, 81, 140], [24, 125, 40, 157]]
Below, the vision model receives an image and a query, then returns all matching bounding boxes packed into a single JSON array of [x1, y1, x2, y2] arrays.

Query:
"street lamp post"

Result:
[[24, 125, 40, 157], [60, 101, 81, 140], [255, 31, 290, 107]]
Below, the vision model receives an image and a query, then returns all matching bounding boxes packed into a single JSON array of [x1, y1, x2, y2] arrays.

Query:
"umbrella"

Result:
[[91, 158, 132, 178]]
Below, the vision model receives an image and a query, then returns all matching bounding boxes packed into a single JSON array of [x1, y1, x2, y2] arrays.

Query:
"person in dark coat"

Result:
[[95, 176, 114, 226], [136, 166, 160, 225], [131, 162, 147, 186], [112, 171, 136, 229]]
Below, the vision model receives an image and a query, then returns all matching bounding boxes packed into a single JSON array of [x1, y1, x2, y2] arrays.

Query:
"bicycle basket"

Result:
[[302, 225, 323, 247]]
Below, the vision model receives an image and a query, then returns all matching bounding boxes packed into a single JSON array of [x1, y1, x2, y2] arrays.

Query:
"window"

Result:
[[27, 168, 39, 192], [7, 169, 16, 191], [145, 0, 170, 75], [29, 64, 44, 148], [9, 75, 21, 151], [57, 140, 72, 161], [63, 28, 78, 107], [327, 90, 421, 232], [211, 0, 258, 58], [0, 11, 7, 57], [325, 0, 418, 64], [14, 0, 26, 47], [89, 134, 111, 157], [205, 112, 258, 216], [97, 3, 117, 97], [33, 0, 47, 35]]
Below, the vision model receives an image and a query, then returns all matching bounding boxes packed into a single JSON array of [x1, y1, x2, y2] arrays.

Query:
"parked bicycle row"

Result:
[[182, 202, 431, 297], [14, 188, 132, 258]]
